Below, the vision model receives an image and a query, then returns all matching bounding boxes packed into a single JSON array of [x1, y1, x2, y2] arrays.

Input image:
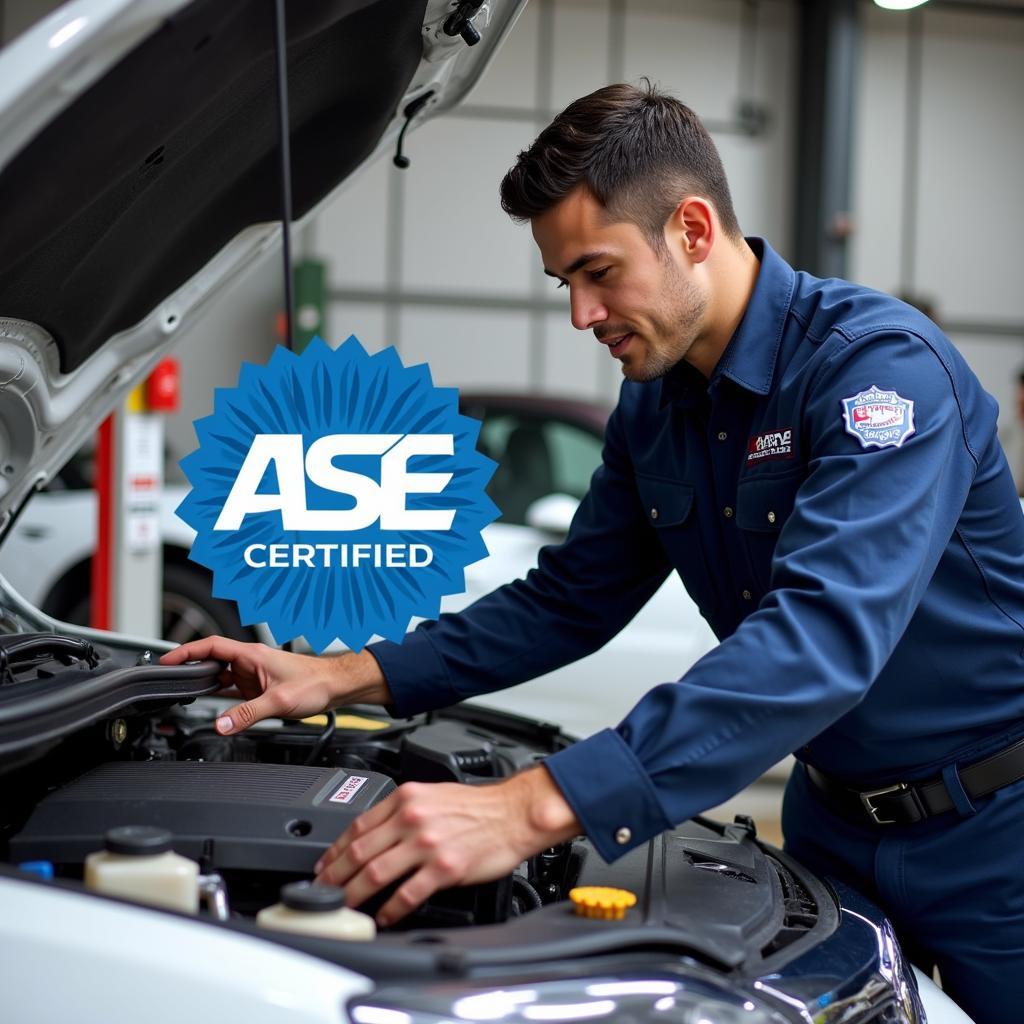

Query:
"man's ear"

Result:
[[666, 197, 715, 264]]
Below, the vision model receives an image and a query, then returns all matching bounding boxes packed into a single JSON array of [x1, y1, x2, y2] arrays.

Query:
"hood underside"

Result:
[[0, 0, 522, 537], [1, 0, 426, 376]]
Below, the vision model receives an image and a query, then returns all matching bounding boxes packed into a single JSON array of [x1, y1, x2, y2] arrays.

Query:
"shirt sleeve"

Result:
[[545, 329, 980, 862], [369, 399, 672, 716]]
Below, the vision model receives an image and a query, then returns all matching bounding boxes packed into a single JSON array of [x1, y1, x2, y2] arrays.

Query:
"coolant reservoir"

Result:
[[257, 881, 376, 940], [84, 826, 199, 913]]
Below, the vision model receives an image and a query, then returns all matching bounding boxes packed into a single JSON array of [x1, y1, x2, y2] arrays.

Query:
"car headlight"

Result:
[[349, 976, 792, 1024]]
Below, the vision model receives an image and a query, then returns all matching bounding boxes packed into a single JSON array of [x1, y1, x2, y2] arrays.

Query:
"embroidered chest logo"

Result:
[[746, 427, 794, 463], [841, 385, 916, 450]]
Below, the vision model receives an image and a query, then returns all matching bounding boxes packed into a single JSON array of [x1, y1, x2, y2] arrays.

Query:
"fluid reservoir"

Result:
[[84, 826, 199, 913], [257, 881, 376, 940]]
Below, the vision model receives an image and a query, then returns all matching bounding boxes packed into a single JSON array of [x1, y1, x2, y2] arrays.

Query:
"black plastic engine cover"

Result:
[[11, 761, 394, 872]]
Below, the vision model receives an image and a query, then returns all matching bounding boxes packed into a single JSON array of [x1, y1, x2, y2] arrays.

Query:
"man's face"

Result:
[[532, 187, 708, 382]]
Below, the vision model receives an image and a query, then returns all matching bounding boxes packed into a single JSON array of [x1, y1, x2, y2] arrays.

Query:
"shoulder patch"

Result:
[[841, 385, 916, 450]]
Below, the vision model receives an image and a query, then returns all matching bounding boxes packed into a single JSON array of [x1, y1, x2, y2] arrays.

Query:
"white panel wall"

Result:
[[399, 117, 539, 297], [851, 3, 1024, 487], [303, 0, 1024, 479], [622, 1, 746, 121], [9, 0, 1022, 479], [397, 307, 533, 390], [850, 5, 909, 296], [915, 10, 1024, 326], [534, 0, 612, 404], [465, 0, 542, 110], [165, 254, 281, 461], [543, 310, 616, 401], [727, 3, 797, 248], [322, 303, 389, 355], [314, 162, 390, 292], [550, 0, 613, 111], [314, 0, 798, 408]]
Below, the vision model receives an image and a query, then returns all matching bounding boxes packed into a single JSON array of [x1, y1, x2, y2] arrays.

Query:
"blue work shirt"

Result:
[[370, 238, 1024, 863]]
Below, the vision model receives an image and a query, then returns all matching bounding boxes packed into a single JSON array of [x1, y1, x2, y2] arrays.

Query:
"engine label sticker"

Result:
[[330, 775, 369, 804], [176, 337, 497, 652], [841, 385, 916, 450], [746, 427, 793, 463]]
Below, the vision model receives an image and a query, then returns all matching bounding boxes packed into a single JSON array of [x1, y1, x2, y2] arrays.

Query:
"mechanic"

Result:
[[163, 83, 1024, 1023]]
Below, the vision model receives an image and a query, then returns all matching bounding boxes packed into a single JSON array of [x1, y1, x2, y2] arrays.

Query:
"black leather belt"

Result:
[[804, 735, 1024, 826]]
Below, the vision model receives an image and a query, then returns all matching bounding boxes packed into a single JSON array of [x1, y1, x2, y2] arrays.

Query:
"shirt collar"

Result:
[[659, 237, 795, 409]]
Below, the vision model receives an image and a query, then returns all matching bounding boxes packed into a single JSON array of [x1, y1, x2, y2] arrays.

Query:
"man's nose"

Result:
[[570, 288, 607, 331]]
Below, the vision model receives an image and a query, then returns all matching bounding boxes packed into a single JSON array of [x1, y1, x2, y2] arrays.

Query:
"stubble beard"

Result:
[[620, 261, 707, 383]]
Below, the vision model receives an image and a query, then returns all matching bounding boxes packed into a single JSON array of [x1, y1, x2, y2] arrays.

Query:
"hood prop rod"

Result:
[[273, 0, 295, 352], [272, 0, 294, 655]]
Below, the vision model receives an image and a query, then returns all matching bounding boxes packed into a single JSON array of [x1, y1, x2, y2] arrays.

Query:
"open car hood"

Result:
[[0, 0, 525, 539]]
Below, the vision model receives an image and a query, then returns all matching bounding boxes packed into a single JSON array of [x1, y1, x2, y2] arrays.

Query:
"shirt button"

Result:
[[723, 506, 734, 519], [650, 508, 659, 520], [767, 510, 776, 524], [615, 827, 632, 845], [742, 589, 752, 601], [717, 431, 727, 441]]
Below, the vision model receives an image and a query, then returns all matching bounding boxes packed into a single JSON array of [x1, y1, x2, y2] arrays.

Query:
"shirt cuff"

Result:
[[544, 728, 673, 863], [366, 627, 460, 718]]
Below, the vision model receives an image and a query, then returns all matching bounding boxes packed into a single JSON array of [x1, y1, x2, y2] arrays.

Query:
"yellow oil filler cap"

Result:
[[569, 886, 637, 920]]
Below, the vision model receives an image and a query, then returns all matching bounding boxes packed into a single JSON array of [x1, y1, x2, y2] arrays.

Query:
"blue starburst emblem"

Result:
[[176, 337, 498, 653]]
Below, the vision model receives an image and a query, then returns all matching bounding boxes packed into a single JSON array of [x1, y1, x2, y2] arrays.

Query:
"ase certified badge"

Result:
[[176, 337, 497, 652]]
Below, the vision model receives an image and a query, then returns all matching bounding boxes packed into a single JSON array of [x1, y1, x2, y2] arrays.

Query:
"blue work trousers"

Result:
[[783, 753, 1024, 1024]]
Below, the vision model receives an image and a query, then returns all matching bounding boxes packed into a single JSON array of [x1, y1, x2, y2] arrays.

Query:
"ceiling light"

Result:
[[873, 0, 930, 10]]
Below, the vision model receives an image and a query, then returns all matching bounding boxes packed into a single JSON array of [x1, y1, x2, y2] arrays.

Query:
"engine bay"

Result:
[[0, 633, 835, 979], [1, 651, 581, 928]]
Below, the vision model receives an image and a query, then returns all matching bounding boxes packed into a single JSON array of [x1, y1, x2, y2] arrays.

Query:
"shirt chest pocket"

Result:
[[634, 474, 718, 617], [736, 471, 802, 592]]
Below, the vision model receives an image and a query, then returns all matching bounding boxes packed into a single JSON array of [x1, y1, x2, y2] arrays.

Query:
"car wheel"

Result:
[[160, 564, 256, 645], [60, 563, 257, 644]]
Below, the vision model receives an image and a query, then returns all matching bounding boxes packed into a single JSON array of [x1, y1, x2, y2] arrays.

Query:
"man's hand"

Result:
[[314, 765, 580, 926], [158, 637, 390, 735]]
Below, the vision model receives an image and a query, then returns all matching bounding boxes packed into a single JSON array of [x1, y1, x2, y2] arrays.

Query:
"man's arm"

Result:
[[314, 764, 579, 926], [370, 397, 672, 717], [165, 396, 665, 923], [547, 329, 986, 860], [332, 330, 985, 913], [161, 395, 669, 732], [158, 640, 391, 734]]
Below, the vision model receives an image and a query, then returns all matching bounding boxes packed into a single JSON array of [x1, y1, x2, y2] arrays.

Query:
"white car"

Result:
[[452, 393, 718, 737], [0, 2, 971, 1022], [0, 392, 718, 739], [0, 471, 241, 642]]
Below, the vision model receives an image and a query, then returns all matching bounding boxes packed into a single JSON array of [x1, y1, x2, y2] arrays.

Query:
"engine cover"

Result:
[[11, 761, 394, 872]]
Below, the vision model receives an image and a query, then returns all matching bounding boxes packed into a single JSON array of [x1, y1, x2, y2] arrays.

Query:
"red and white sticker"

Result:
[[841, 386, 916, 450], [329, 775, 368, 804], [747, 427, 793, 463]]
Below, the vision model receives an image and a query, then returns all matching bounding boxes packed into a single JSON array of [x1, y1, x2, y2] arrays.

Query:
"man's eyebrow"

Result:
[[542, 251, 610, 279]]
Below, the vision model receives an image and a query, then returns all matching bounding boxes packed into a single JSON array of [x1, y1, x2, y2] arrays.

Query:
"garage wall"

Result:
[[164, 256, 281, 461], [851, 2, 1024, 487], [4, 0, 1024, 481], [310, 0, 1024, 484], [311, 0, 798, 406]]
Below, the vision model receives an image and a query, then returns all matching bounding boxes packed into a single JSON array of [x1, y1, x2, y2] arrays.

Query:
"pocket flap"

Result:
[[635, 475, 695, 528], [736, 473, 800, 533]]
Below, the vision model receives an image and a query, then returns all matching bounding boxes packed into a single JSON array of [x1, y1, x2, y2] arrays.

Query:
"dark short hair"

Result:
[[500, 81, 742, 246]]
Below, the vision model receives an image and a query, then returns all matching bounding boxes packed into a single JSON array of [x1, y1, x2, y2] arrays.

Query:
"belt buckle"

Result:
[[859, 782, 922, 825]]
